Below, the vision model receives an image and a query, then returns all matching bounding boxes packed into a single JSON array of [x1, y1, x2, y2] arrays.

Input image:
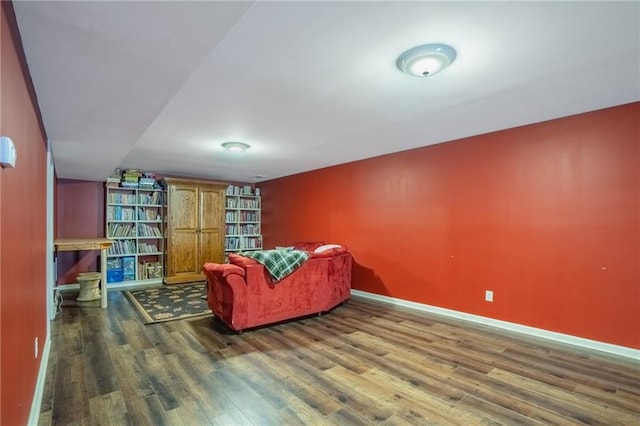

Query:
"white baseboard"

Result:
[[55, 283, 80, 291], [351, 290, 640, 361], [106, 281, 163, 291], [57, 280, 162, 293], [28, 333, 51, 426]]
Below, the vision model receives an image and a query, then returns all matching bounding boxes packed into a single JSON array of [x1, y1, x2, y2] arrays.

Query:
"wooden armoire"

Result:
[[163, 177, 227, 284]]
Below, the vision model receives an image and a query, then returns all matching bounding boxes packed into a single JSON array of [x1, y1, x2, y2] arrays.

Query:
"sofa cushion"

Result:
[[229, 253, 259, 268]]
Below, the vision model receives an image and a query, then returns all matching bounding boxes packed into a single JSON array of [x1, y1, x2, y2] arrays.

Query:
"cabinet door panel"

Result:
[[169, 186, 197, 229], [168, 230, 198, 275], [166, 185, 199, 280], [199, 188, 225, 264], [200, 229, 224, 265]]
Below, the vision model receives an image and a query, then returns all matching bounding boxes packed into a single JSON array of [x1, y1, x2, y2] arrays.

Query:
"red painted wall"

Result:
[[261, 103, 640, 349], [0, 2, 49, 424], [55, 180, 105, 284]]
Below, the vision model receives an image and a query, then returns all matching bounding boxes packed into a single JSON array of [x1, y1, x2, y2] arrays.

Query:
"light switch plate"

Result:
[[0, 136, 17, 168]]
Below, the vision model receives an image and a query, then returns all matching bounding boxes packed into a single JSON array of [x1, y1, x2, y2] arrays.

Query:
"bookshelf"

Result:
[[105, 185, 165, 286], [225, 185, 262, 254]]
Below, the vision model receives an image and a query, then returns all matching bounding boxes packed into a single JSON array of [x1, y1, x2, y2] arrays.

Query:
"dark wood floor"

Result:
[[39, 290, 640, 425]]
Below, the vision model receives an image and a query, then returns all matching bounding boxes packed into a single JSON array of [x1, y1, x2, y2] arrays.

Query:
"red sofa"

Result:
[[202, 243, 352, 332]]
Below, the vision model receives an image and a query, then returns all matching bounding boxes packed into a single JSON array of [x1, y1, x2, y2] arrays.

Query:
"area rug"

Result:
[[123, 282, 212, 324]]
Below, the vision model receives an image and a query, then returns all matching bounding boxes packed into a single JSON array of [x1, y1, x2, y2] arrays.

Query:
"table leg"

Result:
[[100, 247, 108, 308]]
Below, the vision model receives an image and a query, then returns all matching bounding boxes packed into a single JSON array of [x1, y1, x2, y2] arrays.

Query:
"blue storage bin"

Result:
[[107, 268, 124, 283]]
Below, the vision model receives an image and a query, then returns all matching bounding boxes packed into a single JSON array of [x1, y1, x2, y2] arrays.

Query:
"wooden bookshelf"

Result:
[[224, 185, 262, 254], [105, 185, 165, 287]]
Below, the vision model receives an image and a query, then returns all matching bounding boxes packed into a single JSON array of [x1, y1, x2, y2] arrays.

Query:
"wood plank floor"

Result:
[[39, 290, 640, 425]]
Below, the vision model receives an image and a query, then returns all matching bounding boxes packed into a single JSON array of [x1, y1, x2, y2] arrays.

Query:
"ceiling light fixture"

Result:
[[396, 43, 457, 77], [221, 142, 250, 152]]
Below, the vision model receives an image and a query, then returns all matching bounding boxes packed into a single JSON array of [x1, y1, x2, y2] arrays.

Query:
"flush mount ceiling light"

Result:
[[396, 43, 457, 77], [221, 142, 250, 152]]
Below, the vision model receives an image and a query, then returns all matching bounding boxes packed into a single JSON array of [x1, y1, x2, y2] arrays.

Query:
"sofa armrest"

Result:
[[229, 253, 259, 268], [203, 263, 249, 331], [210, 262, 246, 278]]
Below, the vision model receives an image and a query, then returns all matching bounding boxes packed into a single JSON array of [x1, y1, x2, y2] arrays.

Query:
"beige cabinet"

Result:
[[163, 178, 226, 284]]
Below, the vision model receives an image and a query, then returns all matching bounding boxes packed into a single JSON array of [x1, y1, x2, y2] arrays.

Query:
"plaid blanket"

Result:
[[240, 249, 310, 282]]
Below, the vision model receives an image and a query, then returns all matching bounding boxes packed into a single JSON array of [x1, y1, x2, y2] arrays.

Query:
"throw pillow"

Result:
[[314, 244, 342, 253]]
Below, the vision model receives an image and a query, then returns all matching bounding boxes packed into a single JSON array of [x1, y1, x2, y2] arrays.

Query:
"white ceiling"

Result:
[[13, 1, 640, 183]]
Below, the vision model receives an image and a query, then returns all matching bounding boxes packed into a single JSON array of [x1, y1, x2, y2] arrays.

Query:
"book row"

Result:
[[225, 224, 260, 236], [225, 211, 260, 222], [107, 223, 162, 238], [226, 198, 260, 209], [138, 242, 160, 253], [107, 223, 135, 238], [225, 236, 262, 250], [138, 223, 162, 237], [107, 240, 136, 255], [226, 185, 260, 196], [107, 206, 162, 221], [107, 190, 163, 205]]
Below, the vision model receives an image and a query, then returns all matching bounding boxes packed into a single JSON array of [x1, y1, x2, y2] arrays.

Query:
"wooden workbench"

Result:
[[54, 238, 113, 308]]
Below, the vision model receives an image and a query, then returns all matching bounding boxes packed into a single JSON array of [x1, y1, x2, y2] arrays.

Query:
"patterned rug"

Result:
[[123, 282, 212, 324]]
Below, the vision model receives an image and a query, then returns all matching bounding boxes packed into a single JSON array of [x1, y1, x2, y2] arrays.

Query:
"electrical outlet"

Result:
[[485, 290, 494, 302], [34, 337, 38, 359]]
